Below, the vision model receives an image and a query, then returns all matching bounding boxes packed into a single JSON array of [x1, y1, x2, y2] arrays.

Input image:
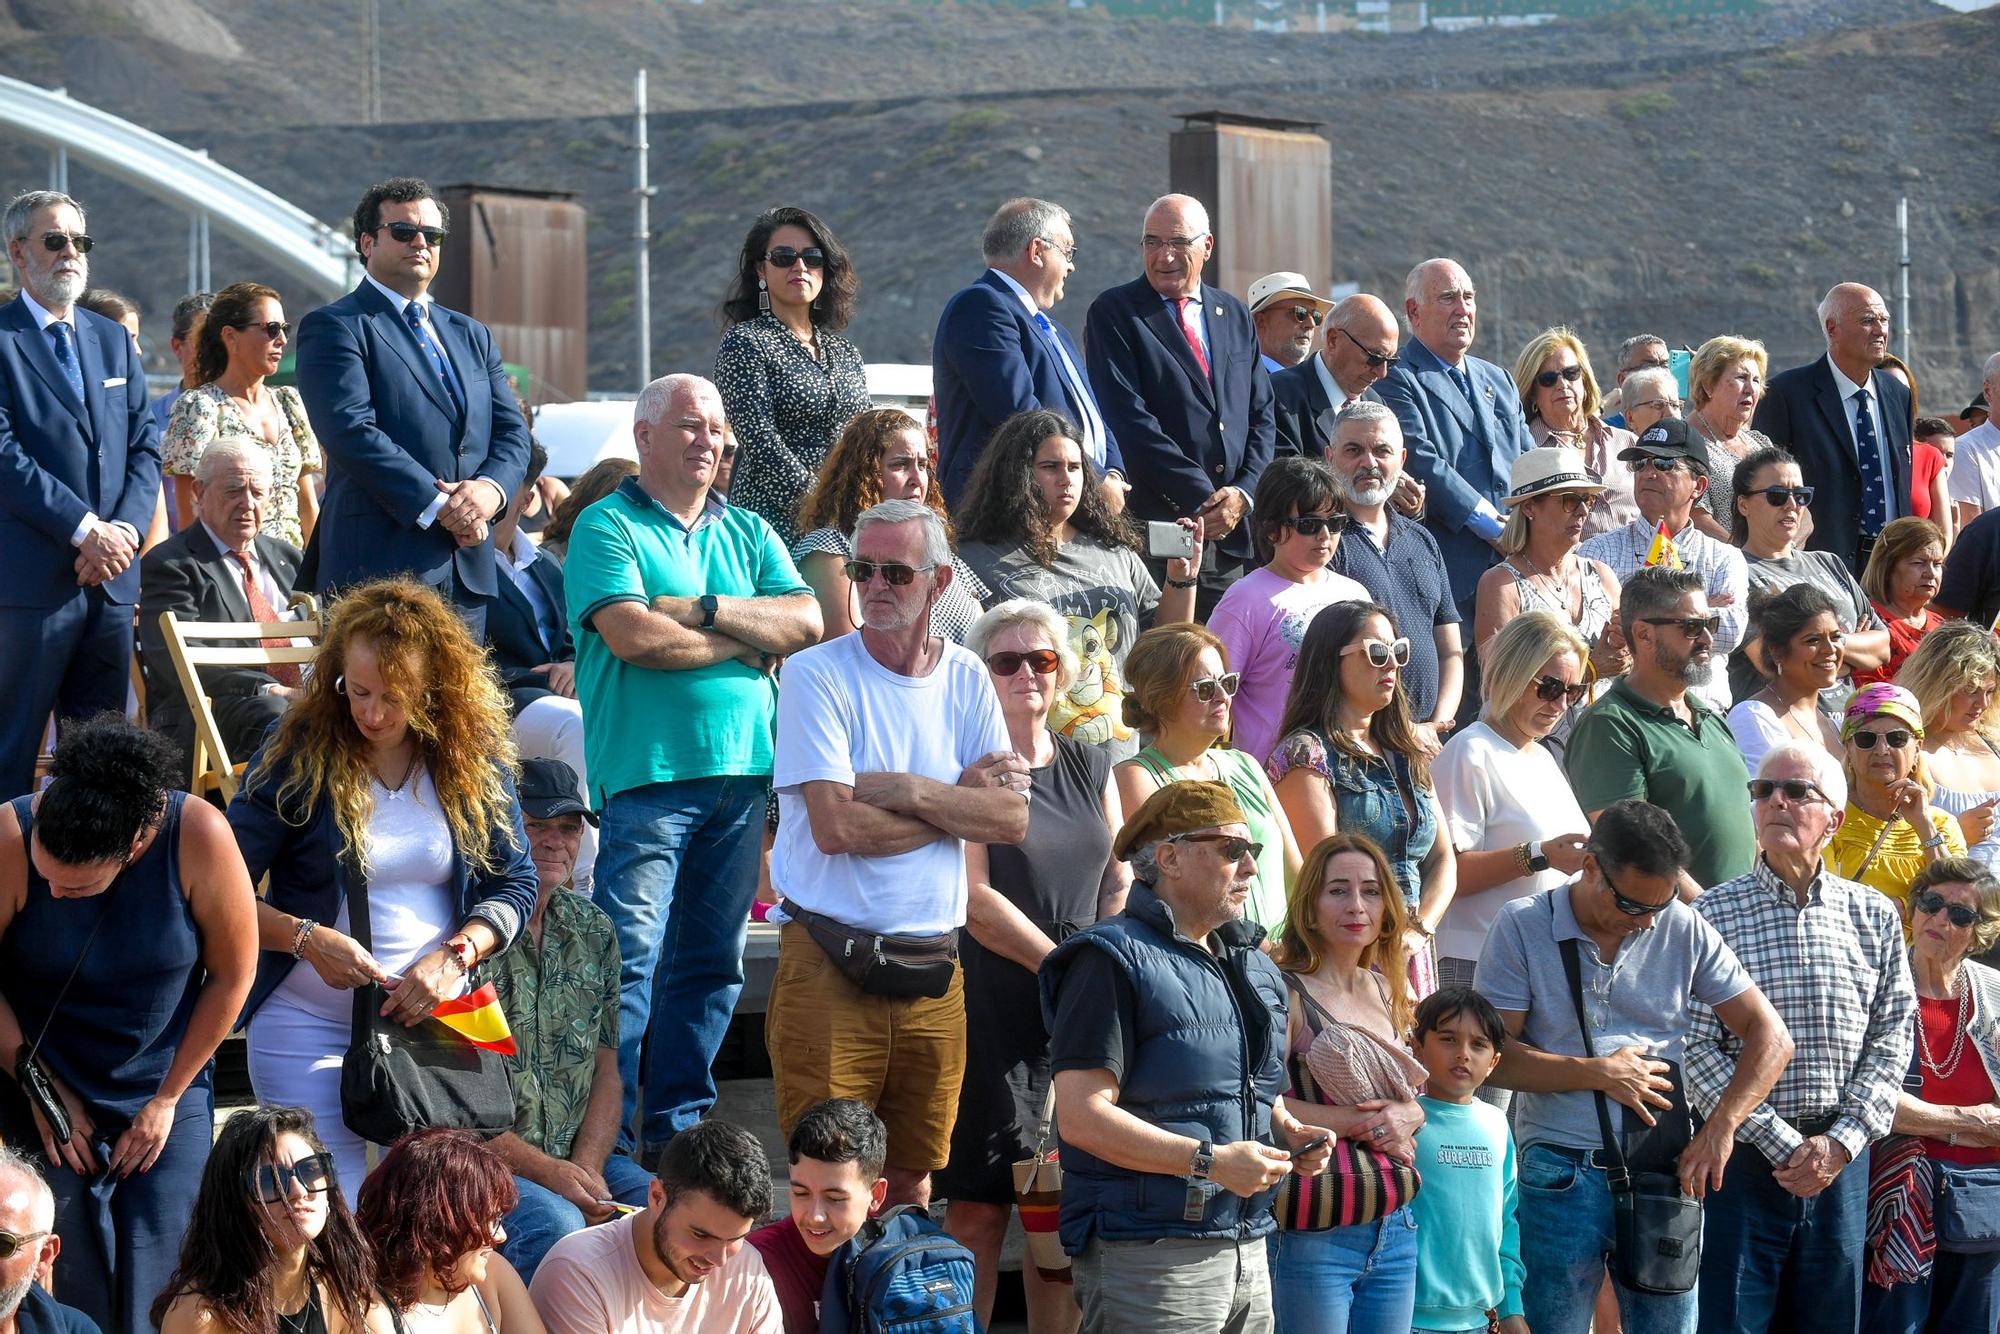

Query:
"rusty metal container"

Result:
[[1169, 112, 1333, 305], [432, 184, 587, 406]]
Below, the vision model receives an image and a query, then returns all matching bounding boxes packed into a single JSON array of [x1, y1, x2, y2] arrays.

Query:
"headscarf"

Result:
[[1842, 683, 1926, 742]]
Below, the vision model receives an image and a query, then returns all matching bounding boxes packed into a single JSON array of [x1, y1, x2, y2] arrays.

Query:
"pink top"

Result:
[[1209, 565, 1370, 768]]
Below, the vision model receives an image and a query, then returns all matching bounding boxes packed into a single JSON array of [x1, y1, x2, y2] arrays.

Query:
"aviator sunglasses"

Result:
[[843, 560, 934, 586], [247, 1152, 336, 1204], [37, 231, 92, 253], [1337, 326, 1399, 369]]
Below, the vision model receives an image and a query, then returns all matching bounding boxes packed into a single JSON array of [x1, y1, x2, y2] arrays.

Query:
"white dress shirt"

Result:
[[987, 268, 1112, 473]]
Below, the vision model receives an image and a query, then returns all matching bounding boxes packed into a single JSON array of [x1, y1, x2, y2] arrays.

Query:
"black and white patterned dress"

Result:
[[713, 313, 871, 545], [791, 526, 990, 644]]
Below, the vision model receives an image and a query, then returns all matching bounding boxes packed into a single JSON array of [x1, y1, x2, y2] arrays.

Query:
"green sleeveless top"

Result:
[[1130, 746, 1290, 933]]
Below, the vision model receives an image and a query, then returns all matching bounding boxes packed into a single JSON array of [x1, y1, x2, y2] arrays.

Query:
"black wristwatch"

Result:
[[1527, 840, 1551, 874], [1189, 1139, 1215, 1180], [698, 594, 719, 630]]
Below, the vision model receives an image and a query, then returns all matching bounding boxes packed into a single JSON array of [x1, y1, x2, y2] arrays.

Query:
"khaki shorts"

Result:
[[765, 920, 967, 1173]]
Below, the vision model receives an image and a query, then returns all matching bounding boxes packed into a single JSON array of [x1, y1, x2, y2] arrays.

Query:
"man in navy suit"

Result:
[[933, 197, 1122, 508], [1752, 282, 1911, 572], [1085, 193, 1275, 615], [295, 177, 531, 637], [0, 190, 160, 799], [1272, 293, 1400, 457], [1374, 257, 1535, 616]]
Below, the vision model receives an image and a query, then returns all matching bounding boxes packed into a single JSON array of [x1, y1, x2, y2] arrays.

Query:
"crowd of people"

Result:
[[3, 171, 2000, 1334]]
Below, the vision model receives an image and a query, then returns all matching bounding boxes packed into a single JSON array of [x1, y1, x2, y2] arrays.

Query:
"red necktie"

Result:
[[1175, 297, 1212, 380], [230, 550, 302, 688]]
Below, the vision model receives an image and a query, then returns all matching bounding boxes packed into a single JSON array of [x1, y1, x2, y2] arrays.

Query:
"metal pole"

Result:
[[198, 211, 211, 292], [188, 215, 199, 294], [1897, 195, 1911, 365], [634, 69, 653, 390]]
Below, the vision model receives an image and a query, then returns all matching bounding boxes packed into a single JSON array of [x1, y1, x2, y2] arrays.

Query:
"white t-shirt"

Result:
[[1431, 721, 1586, 964], [1208, 565, 1370, 769], [529, 1212, 783, 1334], [772, 633, 1010, 934], [1948, 420, 2000, 513], [1725, 699, 1790, 779]]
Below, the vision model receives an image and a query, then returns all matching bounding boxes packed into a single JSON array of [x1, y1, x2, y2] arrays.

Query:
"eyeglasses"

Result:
[[1641, 615, 1720, 638], [1751, 485, 1815, 508], [765, 246, 827, 270], [1337, 327, 1400, 369], [1036, 236, 1077, 263], [0, 1230, 50, 1261], [987, 649, 1060, 677], [843, 560, 934, 587], [1278, 513, 1349, 537], [1601, 866, 1674, 918], [1535, 365, 1586, 389], [1531, 675, 1592, 706], [1851, 728, 1915, 751], [36, 231, 92, 254], [1171, 833, 1264, 862], [1189, 673, 1242, 702], [247, 1152, 336, 1203], [381, 222, 446, 246], [1627, 357, 1673, 373], [1632, 456, 1692, 475], [1748, 778, 1832, 806], [236, 320, 292, 340], [1342, 637, 1412, 668], [1913, 891, 1982, 929], [1282, 305, 1324, 328], [1141, 234, 1208, 252], [1629, 397, 1682, 415], [1539, 491, 1595, 513]]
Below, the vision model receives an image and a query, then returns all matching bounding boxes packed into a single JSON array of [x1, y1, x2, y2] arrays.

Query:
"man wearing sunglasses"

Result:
[[1271, 293, 1396, 458], [1246, 271, 1332, 374], [0, 189, 161, 802], [294, 176, 531, 638], [1477, 799, 1790, 1334], [0, 1146, 94, 1334], [1686, 741, 1916, 1334]]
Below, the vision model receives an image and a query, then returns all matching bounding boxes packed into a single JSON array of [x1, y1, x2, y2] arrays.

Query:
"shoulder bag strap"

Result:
[[1279, 969, 1336, 1036], [343, 847, 379, 1040], [1555, 893, 1629, 1188], [14, 798, 126, 1064]]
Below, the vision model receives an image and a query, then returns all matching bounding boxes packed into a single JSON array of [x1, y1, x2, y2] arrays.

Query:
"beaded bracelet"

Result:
[[291, 917, 317, 960]]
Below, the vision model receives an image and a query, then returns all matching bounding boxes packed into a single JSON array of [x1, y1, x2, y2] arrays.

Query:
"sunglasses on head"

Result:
[[1753, 485, 1814, 508], [0, 1229, 50, 1261], [842, 559, 933, 587], [1531, 675, 1592, 706], [1641, 615, 1720, 638], [1748, 778, 1831, 805], [987, 648, 1060, 677], [247, 1152, 336, 1203], [1189, 672, 1242, 702], [1535, 365, 1586, 388], [1172, 832, 1264, 862], [1338, 326, 1399, 369], [1279, 512, 1349, 537], [1632, 455, 1691, 475], [37, 231, 92, 254], [236, 320, 291, 340], [381, 222, 446, 246], [1342, 637, 1412, 669], [765, 246, 826, 270], [1914, 890, 1981, 929], [1852, 727, 1915, 751]]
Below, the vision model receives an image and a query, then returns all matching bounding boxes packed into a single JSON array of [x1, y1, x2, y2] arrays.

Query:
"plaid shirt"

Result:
[[1578, 517, 1749, 709], [1686, 857, 1915, 1166]]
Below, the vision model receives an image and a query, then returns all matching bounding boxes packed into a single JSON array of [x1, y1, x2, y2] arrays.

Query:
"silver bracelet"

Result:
[[291, 917, 317, 960]]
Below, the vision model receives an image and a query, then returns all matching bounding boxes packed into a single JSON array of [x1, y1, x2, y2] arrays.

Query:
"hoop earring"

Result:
[[757, 278, 770, 316], [333, 675, 346, 695]]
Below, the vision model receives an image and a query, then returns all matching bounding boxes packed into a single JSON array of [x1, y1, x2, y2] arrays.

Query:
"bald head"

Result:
[[1321, 294, 1401, 398], [1404, 258, 1477, 362], [1140, 194, 1214, 300], [1818, 282, 1890, 379]]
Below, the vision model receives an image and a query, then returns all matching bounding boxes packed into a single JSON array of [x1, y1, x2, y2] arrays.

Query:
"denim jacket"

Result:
[[1269, 728, 1437, 906]]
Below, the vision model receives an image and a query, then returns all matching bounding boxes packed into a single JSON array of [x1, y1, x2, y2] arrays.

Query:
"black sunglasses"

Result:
[[987, 648, 1060, 676], [236, 320, 292, 340], [247, 1152, 336, 1203], [1914, 890, 1981, 929], [1532, 675, 1591, 706], [1852, 728, 1915, 751], [765, 246, 827, 270], [1632, 455, 1692, 475], [1338, 326, 1399, 369], [37, 231, 92, 254], [1189, 673, 1242, 702], [1535, 365, 1586, 388], [1601, 865, 1674, 918], [1172, 833, 1264, 862], [382, 222, 446, 246], [1641, 615, 1720, 638], [843, 559, 933, 587], [0, 1229, 50, 1261], [1279, 513, 1349, 537], [1748, 778, 1831, 805], [1752, 485, 1815, 508], [1282, 305, 1325, 328]]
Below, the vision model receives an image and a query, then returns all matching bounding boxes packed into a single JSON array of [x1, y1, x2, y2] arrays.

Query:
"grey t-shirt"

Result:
[[1476, 883, 1752, 1152], [1730, 547, 1885, 705]]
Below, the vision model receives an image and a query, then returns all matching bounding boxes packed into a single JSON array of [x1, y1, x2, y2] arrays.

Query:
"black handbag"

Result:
[[781, 899, 958, 1000], [1560, 929, 1703, 1295], [338, 854, 515, 1145]]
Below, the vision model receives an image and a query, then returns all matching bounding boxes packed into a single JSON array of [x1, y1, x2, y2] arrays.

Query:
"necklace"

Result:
[[1690, 407, 1749, 456], [1512, 551, 1581, 619], [1919, 973, 1973, 1079], [376, 748, 423, 802]]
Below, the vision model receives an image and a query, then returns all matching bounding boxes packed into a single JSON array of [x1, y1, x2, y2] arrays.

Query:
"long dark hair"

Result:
[[192, 282, 282, 388], [954, 408, 1139, 567], [1729, 445, 1798, 546], [149, 1106, 376, 1333], [1272, 600, 1432, 790], [718, 205, 858, 331]]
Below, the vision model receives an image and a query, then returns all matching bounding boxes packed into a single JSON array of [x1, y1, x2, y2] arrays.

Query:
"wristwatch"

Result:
[[698, 594, 719, 629], [1527, 841, 1551, 874], [1189, 1140, 1215, 1180]]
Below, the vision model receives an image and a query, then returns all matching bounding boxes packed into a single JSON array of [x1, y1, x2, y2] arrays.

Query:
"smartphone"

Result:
[[1146, 521, 1195, 561], [1293, 1133, 1331, 1158]]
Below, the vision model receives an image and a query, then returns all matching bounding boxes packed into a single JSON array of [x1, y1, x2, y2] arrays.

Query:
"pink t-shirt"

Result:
[[530, 1212, 784, 1334], [1209, 565, 1371, 767]]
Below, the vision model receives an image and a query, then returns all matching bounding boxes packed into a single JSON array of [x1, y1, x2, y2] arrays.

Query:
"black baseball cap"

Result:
[[1617, 416, 1706, 471], [518, 758, 597, 825]]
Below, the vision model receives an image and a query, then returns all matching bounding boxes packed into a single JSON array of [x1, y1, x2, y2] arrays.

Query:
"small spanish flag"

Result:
[[1644, 520, 1683, 571], [431, 982, 518, 1056]]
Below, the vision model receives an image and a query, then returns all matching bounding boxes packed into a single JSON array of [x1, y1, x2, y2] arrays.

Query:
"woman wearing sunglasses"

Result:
[[1685, 335, 1777, 543], [1860, 858, 2000, 1331], [1433, 612, 1593, 1012], [1857, 517, 1950, 689], [161, 281, 322, 548], [1727, 446, 1891, 704], [940, 600, 1127, 1333], [714, 206, 869, 545], [153, 1105, 388, 1333], [1829, 684, 1968, 913], [1269, 601, 1456, 992], [1511, 326, 1638, 540], [1728, 584, 1847, 774], [1115, 623, 1299, 932], [1901, 624, 2000, 865]]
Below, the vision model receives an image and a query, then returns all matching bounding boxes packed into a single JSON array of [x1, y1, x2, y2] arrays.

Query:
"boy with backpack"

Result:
[[749, 1100, 893, 1332]]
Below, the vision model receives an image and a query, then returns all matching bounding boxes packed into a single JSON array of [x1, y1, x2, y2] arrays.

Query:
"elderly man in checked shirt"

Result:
[[1686, 739, 1917, 1334]]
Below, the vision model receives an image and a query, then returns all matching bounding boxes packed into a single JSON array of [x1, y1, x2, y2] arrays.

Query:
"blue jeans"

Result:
[[593, 775, 764, 1151], [1699, 1142, 1868, 1334], [499, 1152, 654, 1283], [1863, 1243, 2000, 1333], [1516, 1144, 1697, 1334], [1269, 1208, 1418, 1334]]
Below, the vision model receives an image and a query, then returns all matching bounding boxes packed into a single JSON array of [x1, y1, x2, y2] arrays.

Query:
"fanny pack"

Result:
[[782, 899, 958, 999]]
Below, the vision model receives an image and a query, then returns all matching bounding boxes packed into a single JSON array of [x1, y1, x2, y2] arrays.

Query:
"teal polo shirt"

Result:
[[1563, 676, 1756, 891], [565, 477, 811, 805]]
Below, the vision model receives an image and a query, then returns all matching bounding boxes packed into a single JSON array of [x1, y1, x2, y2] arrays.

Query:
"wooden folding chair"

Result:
[[157, 610, 324, 803]]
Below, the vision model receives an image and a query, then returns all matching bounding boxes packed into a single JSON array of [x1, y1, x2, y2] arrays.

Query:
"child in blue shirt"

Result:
[[1411, 987, 1527, 1334]]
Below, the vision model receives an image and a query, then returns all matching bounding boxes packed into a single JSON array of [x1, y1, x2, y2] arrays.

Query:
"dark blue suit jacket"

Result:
[[227, 740, 539, 1021], [1373, 338, 1533, 607], [1083, 276, 1275, 560], [294, 280, 531, 600], [1752, 356, 1913, 572], [933, 271, 1121, 505], [489, 549, 573, 708], [0, 296, 160, 607], [1270, 358, 1384, 458]]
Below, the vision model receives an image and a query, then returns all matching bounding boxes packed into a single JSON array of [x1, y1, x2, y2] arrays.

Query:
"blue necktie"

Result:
[[1853, 388, 1887, 534], [404, 300, 464, 414], [47, 321, 85, 405], [1032, 311, 1108, 466]]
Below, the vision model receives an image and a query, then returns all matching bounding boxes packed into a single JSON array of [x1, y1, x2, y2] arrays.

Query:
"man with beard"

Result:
[[530, 1118, 782, 1331], [1565, 566, 1757, 897], [1325, 401, 1464, 750], [0, 1147, 97, 1334], [0, 189, 160, 798]]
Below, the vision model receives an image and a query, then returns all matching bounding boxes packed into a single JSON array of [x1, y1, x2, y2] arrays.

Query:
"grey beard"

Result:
[[41, 269, 86, 307], [0, 1270, 32, 1322], [1343, 476, 1393, 507], [1681, 658, 1714, 687]]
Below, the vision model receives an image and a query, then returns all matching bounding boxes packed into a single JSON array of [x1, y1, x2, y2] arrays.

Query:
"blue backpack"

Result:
[[817, 1204, 983, 1333]]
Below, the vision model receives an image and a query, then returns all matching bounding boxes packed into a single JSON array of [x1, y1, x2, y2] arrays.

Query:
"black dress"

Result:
[[712, 313, 870, 545], [935, 734, 1113, 1204]]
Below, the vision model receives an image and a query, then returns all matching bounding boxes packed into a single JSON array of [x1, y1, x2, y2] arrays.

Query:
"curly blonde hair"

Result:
[[251, 578, 518, 874]]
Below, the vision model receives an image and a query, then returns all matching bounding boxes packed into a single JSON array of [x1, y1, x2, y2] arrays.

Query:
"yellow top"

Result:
[[1826, 803, 1968, 918]]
